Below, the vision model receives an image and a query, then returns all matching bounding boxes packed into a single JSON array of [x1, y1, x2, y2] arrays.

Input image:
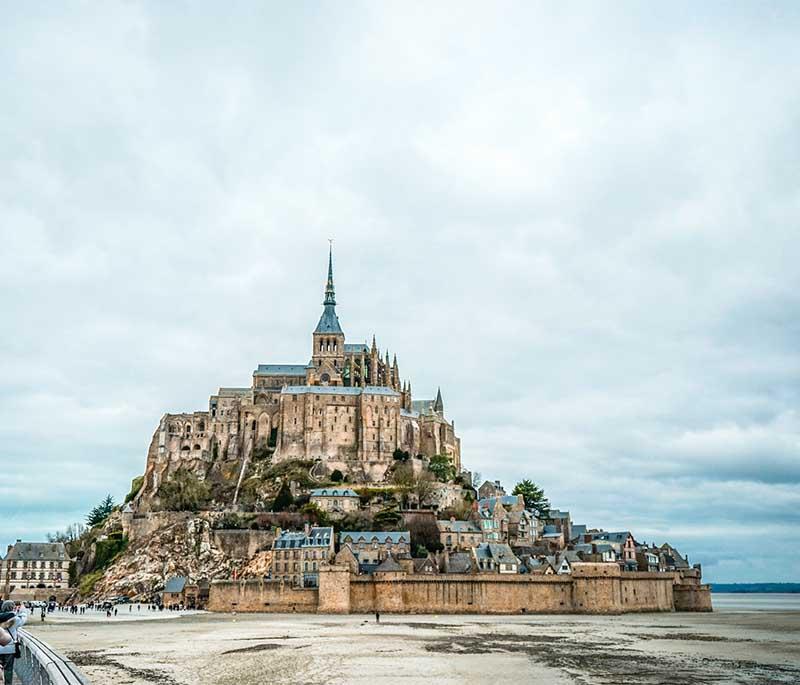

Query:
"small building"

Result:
[[591, 532, 637, 564], [1, 540, 70, 592], [309, 488, 360, 518], [473, 543, 520, 574], [272, 526, 334, 588], [338, 531, 410, 566], [162, 576, 188, 607], [437, 519, 483, 551], [478, 480, 506, 500], [412, 557, 439, 575]]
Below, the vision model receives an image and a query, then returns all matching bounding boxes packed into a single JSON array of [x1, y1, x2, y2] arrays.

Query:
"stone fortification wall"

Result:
[[209, 564, 682, 615], [673, 584, 713, 612], [207, 579, 318, 612], [348, 574, 575, 614]]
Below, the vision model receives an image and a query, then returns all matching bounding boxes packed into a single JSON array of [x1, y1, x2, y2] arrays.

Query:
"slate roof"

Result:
[[315, 304, 343, 334], [374, 556, 404, 573], [437, 520, 481, 534], [593, 531, 632, 544], [411, 399, 435, 414], [446, 552, 474, 574], [253, 364, 307, 377], [5, 542, 67, 561], [273, 527, 333, 549], [339, 532, 409, 545], [343, 343, 369, 355], [164, 576, 187, 594], [475, 543, 519, 565], [571, 524, 588, 540], [282, 385, 400, 397], [413, 558, 438, 573], [310, 488, 359, 498]]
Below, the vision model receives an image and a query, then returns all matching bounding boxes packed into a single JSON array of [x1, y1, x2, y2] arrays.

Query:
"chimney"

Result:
[[304, 522, 310, 537]]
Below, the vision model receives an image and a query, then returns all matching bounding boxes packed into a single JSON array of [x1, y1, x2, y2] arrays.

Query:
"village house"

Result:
[[590, 531, 637, 566], [309, 487, 360, 518], [338, 531, 410, 567], [636, 546, 661, 573], [659, 543, 690, 571], [437, 519, 483, 551], [271, 526, 334, 588], [543, 509, 572, 543], [477, 480, 506, 500], [1, 541, 70, 593], [473, 543, 520, 574]]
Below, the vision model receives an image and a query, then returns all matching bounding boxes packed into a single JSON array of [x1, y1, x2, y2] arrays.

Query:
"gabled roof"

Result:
[[164, 576, 188, 593], [5, 542, 67, 561], [446, 552, 474, 574], [339, 531, 409, 545], [374, 555, 404, 573], [413, 558, 438, 573], [310, 488, 359, 498], [475, 543, 520, 565]]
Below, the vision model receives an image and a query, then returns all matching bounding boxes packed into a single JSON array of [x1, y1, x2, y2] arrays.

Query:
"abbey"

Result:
[[137, 249, 461, 505]]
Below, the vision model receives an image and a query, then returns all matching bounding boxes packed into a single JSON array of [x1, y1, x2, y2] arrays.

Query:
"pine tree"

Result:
[[512, 479, 550, 515]]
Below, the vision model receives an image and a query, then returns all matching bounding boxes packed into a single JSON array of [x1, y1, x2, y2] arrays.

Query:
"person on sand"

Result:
[[0, 602, 29, 685], [375, 610, 380, 624]]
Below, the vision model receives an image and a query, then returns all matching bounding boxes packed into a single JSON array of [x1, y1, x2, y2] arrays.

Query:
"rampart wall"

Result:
[[207, 579, 317, 612], [209, 563, 689, 615], [673, 584, 713, 612]]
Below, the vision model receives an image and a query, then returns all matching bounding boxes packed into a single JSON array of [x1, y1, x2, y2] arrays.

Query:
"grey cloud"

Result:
[[2, 2, 799, 582]]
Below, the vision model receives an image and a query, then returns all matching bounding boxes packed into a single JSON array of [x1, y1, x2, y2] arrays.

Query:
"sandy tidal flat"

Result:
[[24, 609, 800, 684]]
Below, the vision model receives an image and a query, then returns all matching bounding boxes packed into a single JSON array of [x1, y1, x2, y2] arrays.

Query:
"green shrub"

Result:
[[157, 468, 212, 511], [79, 570, 104, 596], [94, 536, 127, 571], [124, 475, 144, 504]]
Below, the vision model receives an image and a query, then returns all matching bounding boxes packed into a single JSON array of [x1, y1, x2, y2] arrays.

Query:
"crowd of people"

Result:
[[0, 600, 27, 685]]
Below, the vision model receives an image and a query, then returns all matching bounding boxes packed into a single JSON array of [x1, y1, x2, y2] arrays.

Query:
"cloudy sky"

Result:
[[2, 2, 798, 583]]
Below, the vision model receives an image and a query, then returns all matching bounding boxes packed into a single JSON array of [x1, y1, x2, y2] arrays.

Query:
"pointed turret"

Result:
[[434, 387, 444, 414]]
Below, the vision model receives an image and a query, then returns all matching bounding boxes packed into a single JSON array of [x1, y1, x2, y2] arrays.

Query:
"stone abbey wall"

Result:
[[209, 563, 696, 615]]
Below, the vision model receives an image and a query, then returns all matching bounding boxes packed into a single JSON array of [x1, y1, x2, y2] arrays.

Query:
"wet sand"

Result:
[[25, 609, 800, 684]]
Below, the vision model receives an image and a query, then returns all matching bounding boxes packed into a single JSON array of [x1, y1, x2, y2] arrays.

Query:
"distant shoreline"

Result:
[[711, 583, 800, 594]]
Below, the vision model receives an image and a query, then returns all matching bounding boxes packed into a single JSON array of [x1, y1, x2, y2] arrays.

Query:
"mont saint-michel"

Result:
[[136, 248, 461, 513]]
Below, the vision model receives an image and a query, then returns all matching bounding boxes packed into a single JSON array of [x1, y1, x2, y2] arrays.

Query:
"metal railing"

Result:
[[13, 630, 89, 685]]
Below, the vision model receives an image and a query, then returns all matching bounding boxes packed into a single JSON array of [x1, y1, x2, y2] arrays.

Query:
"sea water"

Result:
[[712, 593, 800, 611]]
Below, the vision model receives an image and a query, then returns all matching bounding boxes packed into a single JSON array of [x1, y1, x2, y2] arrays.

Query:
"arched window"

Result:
[[193, 444, 201, 450]]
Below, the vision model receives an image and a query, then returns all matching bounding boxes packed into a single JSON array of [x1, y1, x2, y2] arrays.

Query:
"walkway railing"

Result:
[[13, 630, 89, 685]]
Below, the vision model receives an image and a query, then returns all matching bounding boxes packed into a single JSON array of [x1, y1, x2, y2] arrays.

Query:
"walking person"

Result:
[[40, 607, 45, 623], [375, 610, 380, 624], [0, 601, 29, 685]]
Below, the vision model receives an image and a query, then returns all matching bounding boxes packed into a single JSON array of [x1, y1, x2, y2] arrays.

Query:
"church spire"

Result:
[[314, 245, 343, 335], [324, 243, 336, 306]]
